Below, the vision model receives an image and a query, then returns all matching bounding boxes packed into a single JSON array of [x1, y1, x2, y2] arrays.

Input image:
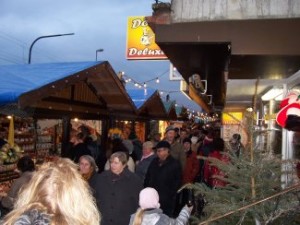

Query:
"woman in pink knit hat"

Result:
[[129, 187, 192, 225]]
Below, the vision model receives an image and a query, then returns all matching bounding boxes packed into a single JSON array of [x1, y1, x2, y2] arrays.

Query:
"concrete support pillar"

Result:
[[267, 99, 276, 154]]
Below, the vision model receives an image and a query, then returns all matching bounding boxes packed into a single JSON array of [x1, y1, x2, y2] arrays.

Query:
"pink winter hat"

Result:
[[139, 188, 160, 209]]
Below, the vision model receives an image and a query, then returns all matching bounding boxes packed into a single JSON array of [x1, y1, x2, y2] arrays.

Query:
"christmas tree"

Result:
[[189, 111, 300, 225]]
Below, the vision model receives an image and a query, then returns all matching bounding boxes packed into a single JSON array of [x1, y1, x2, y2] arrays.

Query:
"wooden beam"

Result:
[[41, 96, 107, 109], [154, 18, 300, 56], [188, 85, 211, 112]]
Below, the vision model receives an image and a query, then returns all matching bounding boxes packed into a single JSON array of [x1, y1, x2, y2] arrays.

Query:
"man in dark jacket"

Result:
[[164, 125, 186, 170], [144, 141, 182, 217], [95, 151, 143, 225]]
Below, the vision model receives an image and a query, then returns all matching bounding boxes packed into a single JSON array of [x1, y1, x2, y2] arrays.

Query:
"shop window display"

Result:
[[0, 116, 61, 194]]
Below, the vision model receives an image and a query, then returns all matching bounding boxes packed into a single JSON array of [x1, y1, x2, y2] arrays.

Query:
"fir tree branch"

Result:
[[197, 183, 300, 225], [236, 211, 247, 225], [265, 205, 300, 225]]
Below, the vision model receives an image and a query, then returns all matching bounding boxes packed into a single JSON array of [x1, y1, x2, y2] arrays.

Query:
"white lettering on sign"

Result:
[[131, 18, 148, 29], [128, 48, 165, 56]]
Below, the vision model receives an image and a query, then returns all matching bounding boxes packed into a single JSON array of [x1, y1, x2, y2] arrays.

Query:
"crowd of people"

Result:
[[0, 124, 245, 225]]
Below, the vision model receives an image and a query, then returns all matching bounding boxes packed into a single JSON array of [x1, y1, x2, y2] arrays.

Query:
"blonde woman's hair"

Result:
[[132, 208, 145, 225], [2, 158, 100, 225]]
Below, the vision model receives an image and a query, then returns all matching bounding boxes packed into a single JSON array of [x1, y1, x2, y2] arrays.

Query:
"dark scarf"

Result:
[[185, 149, 192, 157], [14, 209, 51, 225]]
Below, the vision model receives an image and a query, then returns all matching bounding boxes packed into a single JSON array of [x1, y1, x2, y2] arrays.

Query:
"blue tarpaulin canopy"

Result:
[[163, 100, 175, 113], [126, 88, 176, 120], [126, 88, 157, 109], [0, 61, 101, 105]]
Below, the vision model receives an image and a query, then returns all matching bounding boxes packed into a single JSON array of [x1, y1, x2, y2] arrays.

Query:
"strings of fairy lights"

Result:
[[119, 70, 185, 103], [120, 69, 184, 98], [118, 69, 220, 123], [120, 69, 169, 89]]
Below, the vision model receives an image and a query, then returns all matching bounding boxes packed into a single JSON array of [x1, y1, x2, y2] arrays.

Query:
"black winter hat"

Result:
[[154, 140, 170, 150]]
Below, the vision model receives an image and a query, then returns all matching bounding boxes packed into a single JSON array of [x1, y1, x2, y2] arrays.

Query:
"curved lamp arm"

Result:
[[28, 33, 74, 64]]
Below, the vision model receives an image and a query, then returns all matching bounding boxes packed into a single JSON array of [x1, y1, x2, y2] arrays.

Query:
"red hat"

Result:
[[276, 102, 300, 129]]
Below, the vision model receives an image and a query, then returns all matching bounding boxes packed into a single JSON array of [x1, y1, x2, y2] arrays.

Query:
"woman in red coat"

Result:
[[182, 138, 200, 184], [203, 137, 229, 188]]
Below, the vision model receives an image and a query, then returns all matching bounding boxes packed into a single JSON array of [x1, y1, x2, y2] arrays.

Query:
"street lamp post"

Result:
[[28, 33, 74, 64], [96, 49, 104, 61]]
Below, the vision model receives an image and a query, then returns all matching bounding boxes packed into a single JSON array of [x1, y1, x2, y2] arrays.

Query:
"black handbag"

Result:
[[175, 187, 206, 217]]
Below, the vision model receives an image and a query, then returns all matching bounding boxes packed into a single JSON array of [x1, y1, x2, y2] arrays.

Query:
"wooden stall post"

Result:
[[61, 116, 71, 158]]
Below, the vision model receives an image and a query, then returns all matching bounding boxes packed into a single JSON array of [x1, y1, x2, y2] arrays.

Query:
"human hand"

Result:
[[185, 204, 193, 213]]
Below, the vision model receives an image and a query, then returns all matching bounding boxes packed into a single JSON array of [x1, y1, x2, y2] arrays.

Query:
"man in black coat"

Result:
[[71, 132, 91, 163], [95, 151, 143, 225], [144, 140, 182, 217]]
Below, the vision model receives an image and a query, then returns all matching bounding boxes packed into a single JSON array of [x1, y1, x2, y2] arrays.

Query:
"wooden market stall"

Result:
[[0, 61, 137, 186], [125, 88, 177, 141]]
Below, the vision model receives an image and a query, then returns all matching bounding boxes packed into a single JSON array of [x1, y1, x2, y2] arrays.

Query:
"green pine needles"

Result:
[[189, 111, 300, 225]]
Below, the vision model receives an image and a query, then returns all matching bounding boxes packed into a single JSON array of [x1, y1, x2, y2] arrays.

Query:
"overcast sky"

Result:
[[0, 0, 202, 112]]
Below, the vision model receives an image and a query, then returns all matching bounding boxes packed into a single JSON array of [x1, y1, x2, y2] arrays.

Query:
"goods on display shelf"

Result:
[[0, 178, 17, 193], [36, 119, 63, 158], [0, 115, 33, 184], [0, 115, 35, 155], [36, 134, 53, 158], [14, 132, 35, 154], [111, 121, 146, 142], [0, 163, 17, 173], [0, 116, 26, 165], [0, 167, 19, 182], [0, 163, 19, 186], [0, 116, 63, 185]]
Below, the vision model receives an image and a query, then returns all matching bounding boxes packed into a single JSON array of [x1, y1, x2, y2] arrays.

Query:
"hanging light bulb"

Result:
[[134, 82, 138, 87], [156, 77, 160, 83], [160, 91, 164, 95], [143, 82, 147, 88], [118, 71, 124, 79], [128, 78, 131, 82]]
